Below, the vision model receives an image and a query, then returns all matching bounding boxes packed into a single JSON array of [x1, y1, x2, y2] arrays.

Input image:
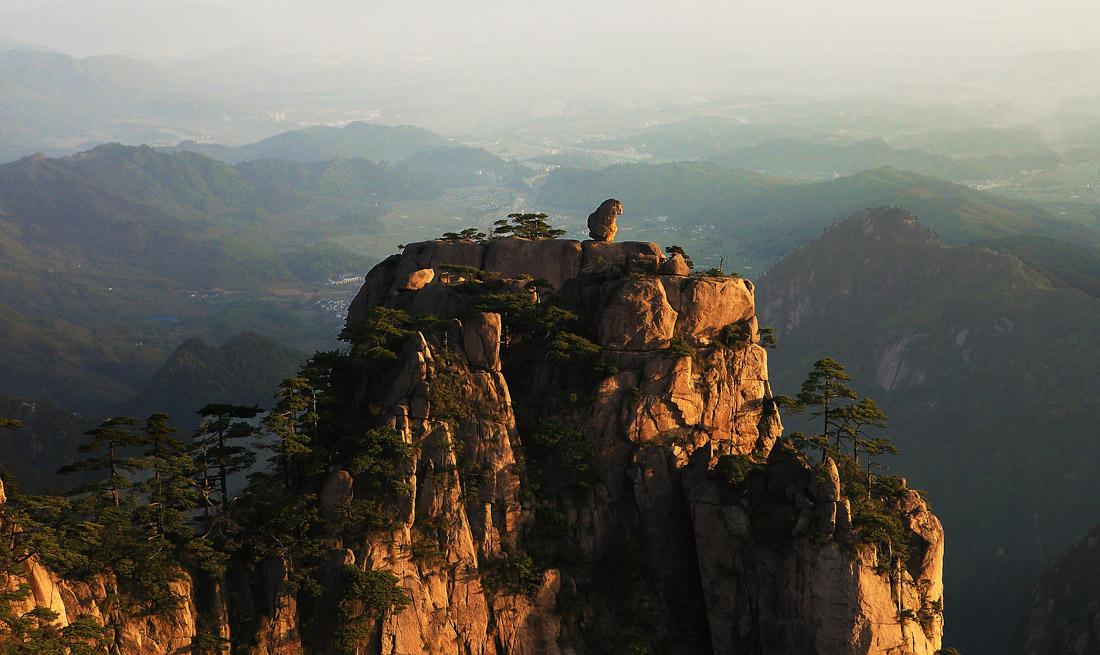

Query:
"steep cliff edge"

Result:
[[2, 233, 945, 654], [321, 235, 944, 654]]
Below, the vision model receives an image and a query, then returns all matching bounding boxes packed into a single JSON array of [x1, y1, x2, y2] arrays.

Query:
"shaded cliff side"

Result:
[[3, 234, 945, 654], [1018, 524, 1100, 655], [757, 207, 1100, 654]]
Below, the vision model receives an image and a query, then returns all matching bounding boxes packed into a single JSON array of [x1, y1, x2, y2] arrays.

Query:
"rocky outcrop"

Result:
[[345, 237, 666, 334], [0, 480, 199, 654], [686, 444, 944, 655], [659, 253, 692, 276], [334, 234, 943, 654]]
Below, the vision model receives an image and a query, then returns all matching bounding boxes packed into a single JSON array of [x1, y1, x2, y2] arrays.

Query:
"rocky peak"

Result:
[[332, 228, 944, 654], [760, 207, 1049, 332]]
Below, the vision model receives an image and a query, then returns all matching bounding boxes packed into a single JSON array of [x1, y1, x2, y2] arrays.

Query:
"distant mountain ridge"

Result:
[[0, 143, 425, 285], [0, 144, 398, 411], [0, 138, 538, 413], [115, 331, 304, 425], [711, 136, 1063, 181], [536, 162, 1098, 271], [166, 121, 452, 164], [0, 47, 213, 163]]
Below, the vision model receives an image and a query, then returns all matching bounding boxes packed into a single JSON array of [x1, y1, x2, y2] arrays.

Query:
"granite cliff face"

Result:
[[0, 479, 198, 654], [326, 235, 943, 654], [3, 233, 945, 654]]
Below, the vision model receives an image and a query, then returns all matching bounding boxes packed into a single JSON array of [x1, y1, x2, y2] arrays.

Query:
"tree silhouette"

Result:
[[262, 377, 317, 489], [793, 358, 858, 460], [836, 398, 889, 460], [492, 213, 565, 240], [58, 417, 145, 507], [664, 245, 694, 268], [441, 227, 486, 241], [193, 404, 261, 514], [132, 413, 203, 549], [858, 436, 898, 498]]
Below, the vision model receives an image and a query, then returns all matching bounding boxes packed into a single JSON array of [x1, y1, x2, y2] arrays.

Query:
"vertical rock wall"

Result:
[[331, 236, 945, 655]]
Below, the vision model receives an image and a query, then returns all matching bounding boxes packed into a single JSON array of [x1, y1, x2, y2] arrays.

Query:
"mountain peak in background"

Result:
[[115, 330, 303, 426], [760, 207, 1100, 652]]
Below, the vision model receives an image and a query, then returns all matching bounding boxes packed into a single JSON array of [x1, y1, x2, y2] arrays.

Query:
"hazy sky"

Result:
[[1, 0, 1098, 64]]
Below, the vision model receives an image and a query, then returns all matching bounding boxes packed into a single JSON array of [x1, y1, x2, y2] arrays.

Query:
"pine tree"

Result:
[[58, 417, 146, 507], [793, 358, 858, 460], [858, 436, 898, 498], [262, 377, 317, 490], [836, 398, 890, 461], [52, 417, 189, 620], [0, 601, 109, 654], [491, 213, 566, 240], [832, 398, 897, 494], [133, 414, 201, 551], [664, 245, 694, 268], [441, 227, 486, 241], [193, 405, 260, 514]]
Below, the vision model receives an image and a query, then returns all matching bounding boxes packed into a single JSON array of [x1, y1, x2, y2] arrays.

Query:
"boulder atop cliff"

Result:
[[587, 198, 623, 242], [343, 233, 762, 352]]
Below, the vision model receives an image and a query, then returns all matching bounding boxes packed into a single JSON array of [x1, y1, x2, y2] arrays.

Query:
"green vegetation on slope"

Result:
[[115, 332, 303, 426], [399, 145, 531, 188], [979, 234, 1100, 299], [0, 144, 424, 410]]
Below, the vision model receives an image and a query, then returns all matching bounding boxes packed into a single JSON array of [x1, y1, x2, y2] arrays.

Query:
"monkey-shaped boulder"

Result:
[[587, 198, 623, 242]]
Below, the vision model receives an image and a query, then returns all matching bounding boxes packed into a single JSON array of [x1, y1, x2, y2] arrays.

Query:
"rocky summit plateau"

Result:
[[1, 227, 944, 654]]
